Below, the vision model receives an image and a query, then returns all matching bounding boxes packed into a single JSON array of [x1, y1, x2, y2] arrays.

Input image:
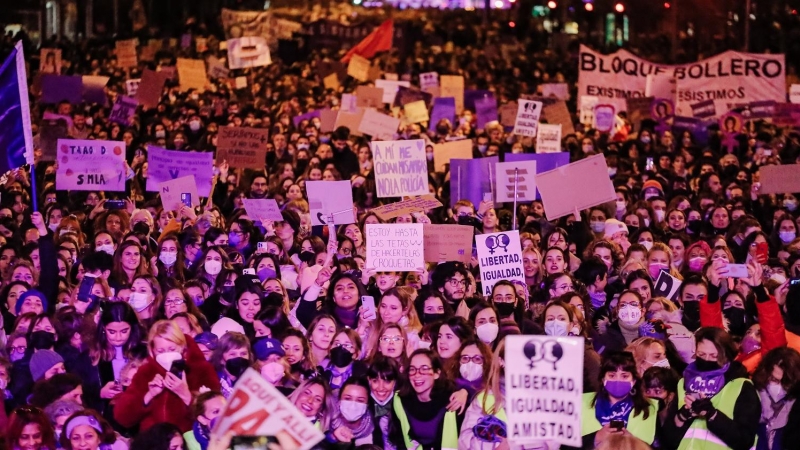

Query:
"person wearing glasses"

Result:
[[453, 339, 492, 403], [368, 323, 410, 369], [599, 290, 648, 355], [391, 349, 464, 450], [431, 262, 471, 314], [325, 328, 367, 391]]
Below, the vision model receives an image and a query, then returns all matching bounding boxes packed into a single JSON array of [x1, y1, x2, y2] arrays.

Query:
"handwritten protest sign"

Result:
[[56, 140, 126, 192], [543, 100, 575, 135], [366, 224, 424, 271], [419, 72, 439, 93], [306, 180, 355, 226], [347, 55, 370, 82], [227, 36, 272, 69], [433, 139, 472, 172], [207, 58, 230, 80], [213, 369, 324, 450], [242, 199, 284, 222], [323, 73, 340, 90], [505, 335, 584, 447], [125, 79, 141, 97], [335, 109, 365, 137], [394, 86, 432, 107], [137, 69, 166, 108], [759, 164, 800, 194], [176, 58, 208, 91], [371, 195, 443, 220], [109, 95, 137, 126], [536, 154, 616, 220], [216, 126, 268, 169], [423, 224, 473, 263], [115, 39, 138, 68], [475, 230, 525, 296], [358, 109, 399, 139], [372, 139, 428, 198], [495, 161, 537, 202], [319, 109, 338, 133], [146, 146, 214, 197], [404, 100, 429, 124], [159, 176, 199, 212], [440, 75, 465, 113], [355, 86, 384, 108], [536, 123, 562, 153], [691, 99, 716, 118], [513, 99, 543, 136], [375, 79, 411, 104]]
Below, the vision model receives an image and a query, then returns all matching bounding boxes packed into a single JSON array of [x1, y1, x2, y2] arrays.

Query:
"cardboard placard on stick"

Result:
[[536, 154, 616, 220], [423, 224, 473, 263], [433, 139, 472, 173], [371, 195, 443, 220], [216, 126, 268, 169]]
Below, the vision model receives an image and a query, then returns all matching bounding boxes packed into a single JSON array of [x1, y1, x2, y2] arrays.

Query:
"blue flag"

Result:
[[0, 41, 34, 174]]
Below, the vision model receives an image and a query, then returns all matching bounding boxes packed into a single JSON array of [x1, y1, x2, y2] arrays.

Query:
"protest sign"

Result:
[[227, 37, 272, 69], [542, 100, 575, 135], [430, 97, 456, 127], [56, 139, 126, 192], [39, 48, 61, 74], [109, 95, 137, 126], [653, 271, 682, 302], [234, 77, 247, 89], [146, 146, 214, 197], [213, 369, 324, 450], [505, 335, 584, 447], [323, 73, 340, 90], [306, 180, 355, 226], [82, 75, 109, 106], [672, 116, 711, 147], [475, 96, 498, 129], [365, 224, 424, 271], [440, 75, 465, 113], [499, 102, 518, 128], [579, 95, 599, 126], [626, 97, 654, 131], [578, 44, 786, 116], [159, 176, 199, 212], [423, 224, 473, 264], [335, 109, 365, 137], [358, 109, 399, 139], [433, 139, 472, 172], [691, 99, 716, 118], [404, 100, 429, 124], [207, 58, 230, 80], [791, 85, 800, 104], [341, 94, 358, 113], [355, 86, 384, 108], [475, 230, 524, 295], [536, 123, 562, 153], [115, 39, 138, 68], [419, 71, 439, 92], [176, 58, 208, 91], [242, 199, 284, 222], [759, 164, 800, 194], [38, 118, 68, 161], [394, 86, 432, 107], [372, 139, 428, 198], [773, 103, 800, 127], [375, 79, 411, 104], [371, 195, 443, 220], [216, 126, 268, 169], [347, 55, 370, 82], [125, 79, 141, 97], [450, 157, 499, 208], [541, 83, 570, 100], [593, 104, 616, 133], [41, 75, 82, 104], [137, 69, 166, 108], [536, 154, 617, 220], [513, 99, 543, 137], [319, 109, 338, 133], [495, 161, 537, 202]]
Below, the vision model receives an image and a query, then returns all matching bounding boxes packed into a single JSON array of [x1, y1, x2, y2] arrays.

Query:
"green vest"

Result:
[[676, 378, 757, 450], [581, 393, 659, 445], [393, 393, 459, 450], [474, 392, 507, 424], [183, 430, 201, 450]]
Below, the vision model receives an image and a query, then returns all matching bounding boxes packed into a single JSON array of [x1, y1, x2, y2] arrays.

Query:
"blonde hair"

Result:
[[521, 247, 543, 285], [480, 339, 506, 416], [648, 242, 683, 280], [147, 320, 187, 351], [625, 337, 665, 376], [645, 297, 679, 313], [597, 433, 653, 450]]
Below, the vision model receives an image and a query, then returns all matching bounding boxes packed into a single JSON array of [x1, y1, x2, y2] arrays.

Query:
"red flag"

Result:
[[340, 19, 394, 63]]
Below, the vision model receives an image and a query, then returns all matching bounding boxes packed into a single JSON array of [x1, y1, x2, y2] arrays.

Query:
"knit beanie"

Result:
[[16, 290, 48, 315], [30, 350, 64, 382]]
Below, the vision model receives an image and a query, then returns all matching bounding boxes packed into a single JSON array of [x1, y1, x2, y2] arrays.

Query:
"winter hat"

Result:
[[210, 317, 245, 338], [30, 350, 64, 382], [603, 219, 628, 239], [253, 337, 285, 361], [16, 290, 48, 315], [194, 332, 219, 351], [641, 180, 664, 198]]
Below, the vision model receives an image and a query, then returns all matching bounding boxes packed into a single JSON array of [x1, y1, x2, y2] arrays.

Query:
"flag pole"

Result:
[[512, 168, 518, 230], [29, 164, 38, 212]]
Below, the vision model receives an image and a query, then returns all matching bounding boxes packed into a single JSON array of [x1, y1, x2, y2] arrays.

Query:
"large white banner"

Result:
[[578, 45, 786, 116]]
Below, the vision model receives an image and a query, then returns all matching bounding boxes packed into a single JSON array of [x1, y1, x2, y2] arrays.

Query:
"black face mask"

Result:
[[464, 296, 480, 310], [295, 159, 309, 174], [30, 330, 56, 350], [495, 302, 516, 318], [687, 220, 702, 234], [330, 346, 353, 368], [423, 313, 445, 324], [694, 357, 721, 372], [682, 302, 701, 331], [627, 225, 640, 237], [225, 357, 250, 378], [220, 286, 236, 304], [723, 307, 748, 336], [290, 361, 305, 373], [263, 292, 284, 308], [133, 221, 151, 235], [299, 251, 316, 264]]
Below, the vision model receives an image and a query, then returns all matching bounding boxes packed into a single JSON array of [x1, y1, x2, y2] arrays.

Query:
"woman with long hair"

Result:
[[6, 405, 57, 450]]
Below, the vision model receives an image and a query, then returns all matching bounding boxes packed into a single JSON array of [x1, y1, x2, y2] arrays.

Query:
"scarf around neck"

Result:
[[595, 395, 634, 426], [683, 362, 729, 397]]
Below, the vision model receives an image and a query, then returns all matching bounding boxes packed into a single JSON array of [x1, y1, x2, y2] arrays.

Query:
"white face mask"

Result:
[[618, 305, 642, 326], [129, 292, 152, 312], [155, 351, 183, 371], [339, 400, 368, 421], [649, 358, 670, 369], [97, 244, 115, 256], [371, 391, 393, 406], [639, 240, 654, 251], [459, 361, 483, 382], [159, 251, 178, 266], [48, 222, 59, 232], [616, 201, 626, 212], [654, 209, 666, 223], [544, 320, 569, 337], [417, 341, 431, 350], [476, 322, 499, 344], [260, 362, 285, 384], [205, 260, 222, 275], [767, 381, 787, 402]]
